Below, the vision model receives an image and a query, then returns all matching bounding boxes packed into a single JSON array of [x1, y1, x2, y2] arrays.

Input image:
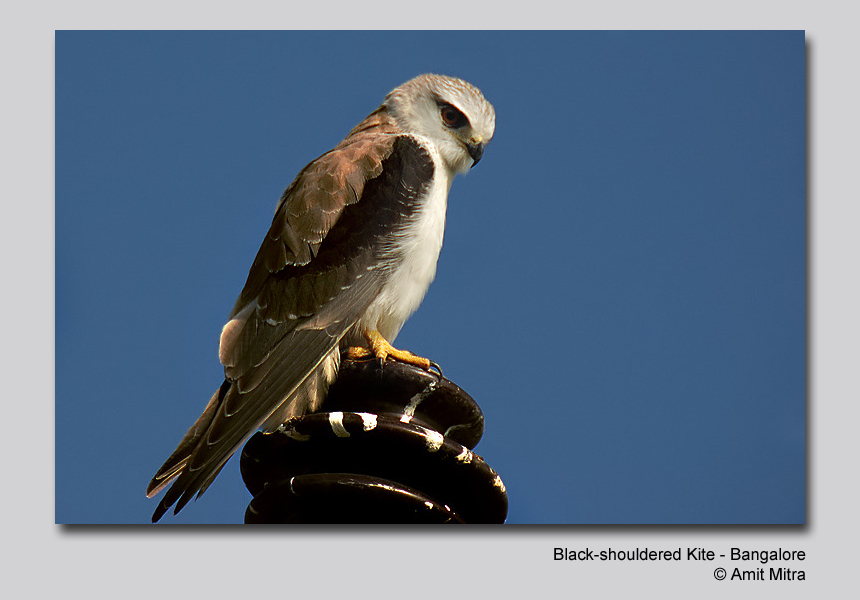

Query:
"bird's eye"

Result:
[[439, 103, 468, 128]]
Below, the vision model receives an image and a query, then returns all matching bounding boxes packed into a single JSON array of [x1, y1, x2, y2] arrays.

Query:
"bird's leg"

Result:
[[347, 329, 441, 374]]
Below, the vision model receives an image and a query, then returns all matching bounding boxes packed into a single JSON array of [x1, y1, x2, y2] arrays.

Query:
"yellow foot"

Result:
[[347, 329, 442, 376]]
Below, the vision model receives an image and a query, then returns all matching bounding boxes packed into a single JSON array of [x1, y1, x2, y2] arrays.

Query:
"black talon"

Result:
[[428, 360, 444, 379]]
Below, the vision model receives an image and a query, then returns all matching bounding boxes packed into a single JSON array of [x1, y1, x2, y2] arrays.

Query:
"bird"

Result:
[[146, 74, 496, 522]]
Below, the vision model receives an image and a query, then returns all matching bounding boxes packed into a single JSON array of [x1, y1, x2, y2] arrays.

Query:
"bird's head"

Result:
[[383, 74, 495, 175]]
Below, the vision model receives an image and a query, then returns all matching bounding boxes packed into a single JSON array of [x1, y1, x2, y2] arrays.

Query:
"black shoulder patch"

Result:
[[254, 134, 435, 324]]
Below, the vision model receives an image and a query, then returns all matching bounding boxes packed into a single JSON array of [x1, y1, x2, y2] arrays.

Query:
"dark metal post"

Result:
[[240, 355, 507, 523]]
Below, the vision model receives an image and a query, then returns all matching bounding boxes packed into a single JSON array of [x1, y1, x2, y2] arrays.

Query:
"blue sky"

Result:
[[56, 31, 805, 524]]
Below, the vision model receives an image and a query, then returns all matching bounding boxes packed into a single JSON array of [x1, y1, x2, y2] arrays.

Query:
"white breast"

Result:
[[358, 138, 453, 342]]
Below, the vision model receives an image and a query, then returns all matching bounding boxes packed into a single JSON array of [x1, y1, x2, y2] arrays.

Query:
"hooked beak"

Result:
[[468, 141, 485, 168]]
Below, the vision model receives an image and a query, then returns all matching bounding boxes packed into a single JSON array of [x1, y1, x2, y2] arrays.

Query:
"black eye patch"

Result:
[[438, 102, 469, 129]]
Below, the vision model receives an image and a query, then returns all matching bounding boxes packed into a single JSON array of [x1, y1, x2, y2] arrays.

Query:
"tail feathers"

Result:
[[152, 454, 231, 522], [150, 452, 229, 523], [147, 329, 348, 522], [146, 382, 228, 509]]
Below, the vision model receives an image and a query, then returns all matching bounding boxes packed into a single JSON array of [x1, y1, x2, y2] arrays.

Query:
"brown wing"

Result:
[[147, 113, 437, 521], [219, 109, 401, 382], [229, 108, 400, 317]]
